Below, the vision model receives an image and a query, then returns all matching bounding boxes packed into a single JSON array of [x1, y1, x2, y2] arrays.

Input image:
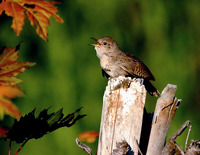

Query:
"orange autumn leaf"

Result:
[[0, 0, 64, 41], [0, 44, 36, 86], [0, 85, 24, 98], [78, 131, 99, 143], [0, 85, 23, 120]]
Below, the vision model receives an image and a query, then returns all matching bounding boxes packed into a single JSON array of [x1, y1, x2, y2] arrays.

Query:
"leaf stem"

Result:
[[15, 139, 29, 155], [8, 140, 11, 155]]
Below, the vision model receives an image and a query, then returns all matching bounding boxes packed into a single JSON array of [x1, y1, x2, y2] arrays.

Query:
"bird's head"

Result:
[[90, 37, 120, 58]]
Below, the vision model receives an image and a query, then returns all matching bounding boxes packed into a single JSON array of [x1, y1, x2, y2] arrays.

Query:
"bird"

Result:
[[90, 36, 160, 97]]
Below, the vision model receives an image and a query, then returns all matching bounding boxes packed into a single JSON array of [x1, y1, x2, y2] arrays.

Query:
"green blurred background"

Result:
[[0, 0, 200, 154]]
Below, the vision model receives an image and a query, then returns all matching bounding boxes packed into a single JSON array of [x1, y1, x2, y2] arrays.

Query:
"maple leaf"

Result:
[[78, 131, 99, 143], [4, 107, 86, 143], [0, 85, 23, 119], [0, 0, 64, 41], [0, 44, 36, 86]]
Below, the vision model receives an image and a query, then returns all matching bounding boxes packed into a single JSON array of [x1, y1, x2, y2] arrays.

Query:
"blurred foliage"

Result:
[[0, 0, 200, 154]]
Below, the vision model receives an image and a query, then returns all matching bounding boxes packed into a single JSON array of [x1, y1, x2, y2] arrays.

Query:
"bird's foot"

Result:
[[152, 90, 161, 97]]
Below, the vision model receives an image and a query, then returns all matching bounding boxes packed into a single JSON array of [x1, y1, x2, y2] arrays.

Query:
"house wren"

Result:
[[90, 36, 160, 97]]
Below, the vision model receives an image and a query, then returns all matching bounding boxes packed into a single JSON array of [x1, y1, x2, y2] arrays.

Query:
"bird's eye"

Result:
[[103, 42, 107, 45]]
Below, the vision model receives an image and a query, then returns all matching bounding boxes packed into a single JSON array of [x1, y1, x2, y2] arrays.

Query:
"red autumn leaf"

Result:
[[0, 44, 36, 86], [0, 85, 23, 120], [0, 126, 9, 137], [0, 0, 64, 41], [78, 131, 99, 143]]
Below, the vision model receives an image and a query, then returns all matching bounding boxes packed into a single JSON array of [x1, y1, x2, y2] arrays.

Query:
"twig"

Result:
[[76, 138, 92, 155], [174, 143, 184, 155], [8, 140, 11, 155], [185, 140, 200, 154], [15, 139, 29, 155], [162, 120, 190, 155], [171, 120, 190, 140], [185, 125, 192, 151]]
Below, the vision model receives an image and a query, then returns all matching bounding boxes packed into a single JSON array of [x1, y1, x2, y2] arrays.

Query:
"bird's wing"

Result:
[[119, 52, 155, 80]]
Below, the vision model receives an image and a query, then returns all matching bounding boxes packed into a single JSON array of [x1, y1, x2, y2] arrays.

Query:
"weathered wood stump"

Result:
[[97, 77, 146, 155], [76, 76, 200, 155]]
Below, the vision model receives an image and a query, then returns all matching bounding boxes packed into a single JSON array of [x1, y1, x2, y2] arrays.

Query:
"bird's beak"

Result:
[[90, 37, 101, 46], [91, 37, 98, 42]]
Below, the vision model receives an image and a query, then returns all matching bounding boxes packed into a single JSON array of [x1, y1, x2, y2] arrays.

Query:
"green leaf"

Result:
[[47, 108, 64, 127]]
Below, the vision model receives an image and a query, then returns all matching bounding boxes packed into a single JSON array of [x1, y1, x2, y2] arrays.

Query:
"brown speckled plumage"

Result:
[[91, 36, 160, 97]]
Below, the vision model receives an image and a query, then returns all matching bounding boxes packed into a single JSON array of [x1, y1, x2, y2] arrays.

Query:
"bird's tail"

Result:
[[144, 80, 160, 97]]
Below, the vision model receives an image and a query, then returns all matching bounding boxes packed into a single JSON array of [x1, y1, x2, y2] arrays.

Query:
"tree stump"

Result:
[[97, 76, 146, 155], [76, 76, 200, 155]]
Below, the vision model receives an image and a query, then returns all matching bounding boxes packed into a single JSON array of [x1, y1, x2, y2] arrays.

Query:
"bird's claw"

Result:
[[139, 78, 144, 85]]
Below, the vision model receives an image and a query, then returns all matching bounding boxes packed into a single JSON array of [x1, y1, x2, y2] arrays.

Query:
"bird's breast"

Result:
[[95, 47, 104, 59], [100, 55, 110, 69]]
